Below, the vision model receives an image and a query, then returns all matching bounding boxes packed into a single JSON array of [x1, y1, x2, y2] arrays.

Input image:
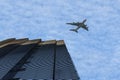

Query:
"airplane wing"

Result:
[[66, 23, 73, 25], [76, 26, 81, 30], [66, 22, 76, 25], [82, 19, 87, 23], [66, 22, 75, 25]]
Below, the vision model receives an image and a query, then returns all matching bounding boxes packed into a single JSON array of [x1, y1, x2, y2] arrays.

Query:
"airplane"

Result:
[[66, 19, 88, 33]]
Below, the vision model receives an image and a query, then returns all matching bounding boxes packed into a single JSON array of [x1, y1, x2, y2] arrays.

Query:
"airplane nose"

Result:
[[86, 27, 88, 31]]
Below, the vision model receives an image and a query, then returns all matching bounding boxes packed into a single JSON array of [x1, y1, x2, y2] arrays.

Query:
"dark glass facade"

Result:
[[0, 38, 79, 80]]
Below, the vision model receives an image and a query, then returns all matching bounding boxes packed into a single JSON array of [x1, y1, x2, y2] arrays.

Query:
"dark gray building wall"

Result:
[[14, 44, 55, 79], [0, 38, 80, 80], [55, 45, 79, 80]]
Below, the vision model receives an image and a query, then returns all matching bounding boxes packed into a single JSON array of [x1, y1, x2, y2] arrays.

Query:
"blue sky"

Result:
[[0, 0, 120, 80]]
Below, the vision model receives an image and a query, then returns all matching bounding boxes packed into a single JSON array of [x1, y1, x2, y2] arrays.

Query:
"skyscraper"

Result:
[[0, 38, 80, 80]]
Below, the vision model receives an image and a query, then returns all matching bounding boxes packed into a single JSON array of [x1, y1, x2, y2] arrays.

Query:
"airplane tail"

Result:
[[70, 29, 78, 33]]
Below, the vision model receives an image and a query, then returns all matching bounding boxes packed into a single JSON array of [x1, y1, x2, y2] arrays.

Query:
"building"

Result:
[[0, 38, 80, 80]]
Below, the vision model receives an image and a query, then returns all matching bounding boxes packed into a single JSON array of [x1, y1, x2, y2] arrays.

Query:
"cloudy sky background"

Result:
[[0, 0, 120, 80]]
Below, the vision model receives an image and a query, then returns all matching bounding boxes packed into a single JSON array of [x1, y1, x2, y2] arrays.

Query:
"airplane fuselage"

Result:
[[71, 23, 86, 28]]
